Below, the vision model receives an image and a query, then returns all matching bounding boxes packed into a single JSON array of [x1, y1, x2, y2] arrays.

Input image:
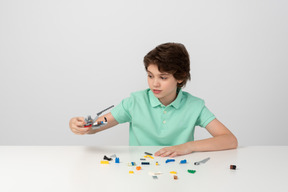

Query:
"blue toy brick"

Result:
[[165, 159, 175, 163], [180, 159, 187, 164]]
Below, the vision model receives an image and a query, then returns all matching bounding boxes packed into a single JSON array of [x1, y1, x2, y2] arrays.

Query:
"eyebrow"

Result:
[[147, 70, 170, 76]]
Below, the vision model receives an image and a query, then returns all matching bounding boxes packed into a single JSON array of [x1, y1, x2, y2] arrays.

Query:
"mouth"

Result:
[[152, 89, 162, 94]]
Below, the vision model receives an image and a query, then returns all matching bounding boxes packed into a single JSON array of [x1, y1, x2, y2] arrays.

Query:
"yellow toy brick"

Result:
[[144, 155, 154, 159], [100, 160, 109, 164]]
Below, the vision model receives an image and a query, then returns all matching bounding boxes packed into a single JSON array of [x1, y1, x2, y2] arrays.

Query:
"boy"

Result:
[[69, 42, 238, 157]]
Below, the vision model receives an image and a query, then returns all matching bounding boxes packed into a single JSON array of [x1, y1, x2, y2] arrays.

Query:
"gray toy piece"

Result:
[[84, 105, 114, 130], [194, 157, 210, 165]]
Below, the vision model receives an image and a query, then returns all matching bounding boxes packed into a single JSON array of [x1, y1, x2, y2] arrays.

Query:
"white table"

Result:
[[1, 146, 287, 192]]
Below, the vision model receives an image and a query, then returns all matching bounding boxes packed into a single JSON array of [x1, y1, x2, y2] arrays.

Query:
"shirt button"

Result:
[[163, 111, 167, 114], [163, 120, 166, 124]]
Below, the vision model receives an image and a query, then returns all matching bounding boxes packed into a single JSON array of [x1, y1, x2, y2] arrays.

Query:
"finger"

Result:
[[75, 121, 85, 127], [73, 127, 90, 135], [73, 131, 85, 135], [76, 117, 85, 123], [161, 150, 173, 157], [155, 148, 168, 156], [71, 123, 84, 130], [169, 152, 178, 158], [154, 151, 160, 156], [73, 130, 88, 135]]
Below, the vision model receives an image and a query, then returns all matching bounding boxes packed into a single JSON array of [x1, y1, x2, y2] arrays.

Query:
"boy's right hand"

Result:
[[69, 117, 91, 135]]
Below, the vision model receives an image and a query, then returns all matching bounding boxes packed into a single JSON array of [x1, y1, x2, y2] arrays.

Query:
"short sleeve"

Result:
[[196, 106, 216, 128], [111, 97, 133, 124]]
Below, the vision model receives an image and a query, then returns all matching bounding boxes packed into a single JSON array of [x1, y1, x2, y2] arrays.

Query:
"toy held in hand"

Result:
[[84, 105, 114, 130]]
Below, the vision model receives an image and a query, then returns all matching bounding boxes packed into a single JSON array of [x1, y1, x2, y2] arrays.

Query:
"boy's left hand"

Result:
[[154, 143, 192, 157]]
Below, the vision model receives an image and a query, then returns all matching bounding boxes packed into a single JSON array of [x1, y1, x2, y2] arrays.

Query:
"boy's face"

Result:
[[147, 64, 182, 105]]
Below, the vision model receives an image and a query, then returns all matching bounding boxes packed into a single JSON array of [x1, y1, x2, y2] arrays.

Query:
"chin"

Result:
[[154, 94, 164, 99]]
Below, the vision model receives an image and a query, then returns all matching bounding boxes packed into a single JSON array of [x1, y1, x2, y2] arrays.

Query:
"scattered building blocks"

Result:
[[144, 155, 154, 159], [188, 169, 196, 174], [104, 155, 112, 161], [230, 165, 237, 170], [194, 157, 210, 165], [165, 159, 175, 163], [180, 159, 187, 164], [110, 154, 117, 158], [148, 171, 163, 176], [100, 160, 109, 164], [128, 162, 136, 166], [145, 152, 153, 156], [115, 157, 120, 163]]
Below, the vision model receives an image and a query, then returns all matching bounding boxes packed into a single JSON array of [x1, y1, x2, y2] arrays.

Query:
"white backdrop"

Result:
[[1, 0, 287, 146]]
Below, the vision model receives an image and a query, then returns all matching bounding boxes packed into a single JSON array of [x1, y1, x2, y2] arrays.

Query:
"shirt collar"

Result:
[[148, 88, 183, 109]]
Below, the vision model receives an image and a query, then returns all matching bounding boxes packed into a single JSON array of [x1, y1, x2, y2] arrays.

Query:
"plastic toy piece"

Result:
[[188, 169, 196, 174], [170, 171, 177, 174], [100, 160, 109, 164], [140, 158, 146, 161], [84, 105, 114, 130], [156, 162, 159, 166], [194, 157, 210, 165], [110, 154, 117, 158], [104, 155, 112, 161], [84, 116, 107, 128], [152, 176, 158, 179], [136, 166, 141, 170], [115, 157, 120, 163], [145, 152, 153, 156], [173, 175, 178, 180], [141, 162, 150, 165], [148, 171, 163, 176], [129, 171, 134, 174], [144, 155, 154, 159], [180, 159, 187, 164], [165, 159, 175, 163], [128, 162, 136, 166], [230, 165, 237, 170]]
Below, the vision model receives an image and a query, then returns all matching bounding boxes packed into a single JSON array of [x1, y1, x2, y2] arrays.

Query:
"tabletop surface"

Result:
[[1, 146, 288, 192]]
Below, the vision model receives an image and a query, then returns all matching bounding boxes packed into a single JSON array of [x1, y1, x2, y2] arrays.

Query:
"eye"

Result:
[[160, 76, 167, 80], [148, 74, 153, 78]]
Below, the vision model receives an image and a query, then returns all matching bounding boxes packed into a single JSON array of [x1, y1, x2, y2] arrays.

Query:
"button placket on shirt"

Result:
[[161, 105, 168, 132]]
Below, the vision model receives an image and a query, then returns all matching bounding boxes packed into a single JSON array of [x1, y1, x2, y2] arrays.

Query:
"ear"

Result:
[[177, 79, 183, 84]]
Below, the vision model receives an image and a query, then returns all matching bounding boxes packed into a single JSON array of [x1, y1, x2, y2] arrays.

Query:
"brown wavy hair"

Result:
[[144, 42, 191, 88]]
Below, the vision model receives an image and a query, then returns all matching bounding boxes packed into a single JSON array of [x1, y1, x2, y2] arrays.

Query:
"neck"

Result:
[[159, 90, 178, 106]]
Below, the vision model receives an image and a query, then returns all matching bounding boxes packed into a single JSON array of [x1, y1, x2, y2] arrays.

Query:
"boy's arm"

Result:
[[69, 112, 119, 135], [154, 118, 238, 157]]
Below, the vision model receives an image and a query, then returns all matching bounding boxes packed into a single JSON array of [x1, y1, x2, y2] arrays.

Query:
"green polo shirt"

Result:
[[111, 89, 216, 146]]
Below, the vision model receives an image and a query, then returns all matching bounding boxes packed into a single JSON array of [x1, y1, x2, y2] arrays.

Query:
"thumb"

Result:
[[76, 117, 85, 123]]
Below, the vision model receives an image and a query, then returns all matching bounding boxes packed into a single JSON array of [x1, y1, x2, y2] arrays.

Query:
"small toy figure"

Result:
[[84, 105, 114, 130]]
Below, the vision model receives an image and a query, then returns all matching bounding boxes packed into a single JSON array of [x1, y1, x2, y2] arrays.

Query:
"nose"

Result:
[[153, 78, 160, 87]]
